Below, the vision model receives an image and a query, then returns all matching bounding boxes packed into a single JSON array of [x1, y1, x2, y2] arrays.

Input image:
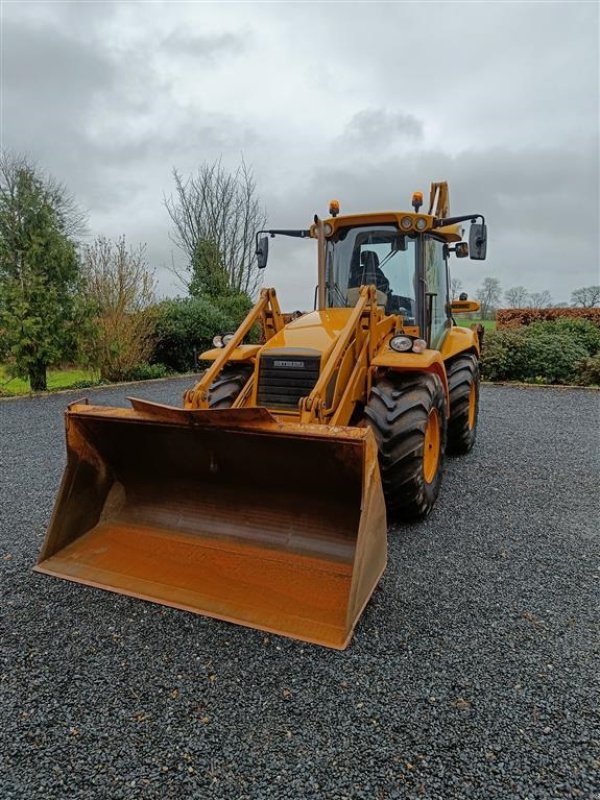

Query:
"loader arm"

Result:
[[299, 286, 396, 426], [428, 181, 449, 218], [184, 287, 283, 409]]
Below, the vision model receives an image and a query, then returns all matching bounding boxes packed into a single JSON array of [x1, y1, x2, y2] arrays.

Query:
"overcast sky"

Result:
[[2, 0, 598, 308]]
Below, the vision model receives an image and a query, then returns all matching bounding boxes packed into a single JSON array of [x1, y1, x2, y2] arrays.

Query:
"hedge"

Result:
[[480, 318, 600, 385], [496, 307, 600, 328], [526, 318, 600, 354]]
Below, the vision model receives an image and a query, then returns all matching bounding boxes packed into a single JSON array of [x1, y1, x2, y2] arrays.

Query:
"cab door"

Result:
[[423, 238, 451, 350]]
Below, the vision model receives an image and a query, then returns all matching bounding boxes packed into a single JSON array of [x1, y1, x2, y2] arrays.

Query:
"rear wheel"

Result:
[[446, 354, 479, 455], [365, 373, 447, 520], [206, 364, 253, 409]]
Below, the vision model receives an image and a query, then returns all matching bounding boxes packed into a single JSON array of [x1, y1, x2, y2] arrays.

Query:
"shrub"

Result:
[[81, 308, 158, 382], [0, 326, 9, 362], [67, 378, 105, 390], [79, 237, 158, 383], [575, 354, 600, 386], [481, 328, 589, 384], [480, 330, 529, 382], [523, 334, 588, 384], [153, 293, 252, 373], [526, 318, 600, 355], [121, 362, 170, 382], [214, 291, 253, 322], [496, 307, 600, 328]]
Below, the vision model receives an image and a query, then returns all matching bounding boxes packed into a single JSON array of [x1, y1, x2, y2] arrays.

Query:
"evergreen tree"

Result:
[[188, 239, 230, 298], [0, 153, 85, 390]]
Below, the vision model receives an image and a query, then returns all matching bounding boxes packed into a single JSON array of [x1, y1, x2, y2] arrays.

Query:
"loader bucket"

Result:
[[35, 399, 387, 649]]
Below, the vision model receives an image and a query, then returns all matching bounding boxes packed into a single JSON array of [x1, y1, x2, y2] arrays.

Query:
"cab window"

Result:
[[326, 225, 417, 323]]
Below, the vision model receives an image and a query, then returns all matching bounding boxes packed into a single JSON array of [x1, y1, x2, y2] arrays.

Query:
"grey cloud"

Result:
[[1, 2, 597, 309], [264, 141, 598, 305], [2, 11, 261, 219], [160, 30, 246, 61], [343, 109, 424, 148], [2, 16, 123, 211], [3, 17, 115, 106]]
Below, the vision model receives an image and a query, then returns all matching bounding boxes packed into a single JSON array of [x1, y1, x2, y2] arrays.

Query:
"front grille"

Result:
[[257, 353, 321, 410]]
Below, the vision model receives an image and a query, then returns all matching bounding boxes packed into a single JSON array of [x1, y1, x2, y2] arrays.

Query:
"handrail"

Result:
[[183, 288, 283, 409], [315, 216, 327, 311]]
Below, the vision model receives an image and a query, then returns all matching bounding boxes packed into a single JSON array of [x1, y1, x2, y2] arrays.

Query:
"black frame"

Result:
[[416, 236, 452, 347]]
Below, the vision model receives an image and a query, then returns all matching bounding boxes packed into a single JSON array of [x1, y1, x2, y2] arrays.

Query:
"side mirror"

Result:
[[455, 242, 469, 258], [256, 235, 269, 269], [469, 223, 487, 260]]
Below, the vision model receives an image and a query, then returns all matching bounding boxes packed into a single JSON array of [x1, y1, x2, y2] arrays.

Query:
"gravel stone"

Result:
[[0, 380, 598, 799]]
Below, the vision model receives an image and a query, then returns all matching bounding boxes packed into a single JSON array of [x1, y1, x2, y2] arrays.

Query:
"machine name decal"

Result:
[[273, 360, 305, 368]]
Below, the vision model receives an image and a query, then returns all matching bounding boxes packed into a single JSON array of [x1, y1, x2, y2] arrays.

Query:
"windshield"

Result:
[[325, 224, 417, 321]]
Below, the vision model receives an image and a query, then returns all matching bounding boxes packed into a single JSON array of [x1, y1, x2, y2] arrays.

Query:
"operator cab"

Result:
[[325, 224, 417, 324]]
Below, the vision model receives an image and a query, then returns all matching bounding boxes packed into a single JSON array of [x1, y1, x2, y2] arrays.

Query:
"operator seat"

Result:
[[353, 251, 390, 293], [347, 250, 390, 307]]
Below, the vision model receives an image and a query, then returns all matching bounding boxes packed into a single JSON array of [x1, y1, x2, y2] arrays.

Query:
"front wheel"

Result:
[[206, 364, 253, 409], [446, 354, 480, 455], [365, 372, 447, 520]]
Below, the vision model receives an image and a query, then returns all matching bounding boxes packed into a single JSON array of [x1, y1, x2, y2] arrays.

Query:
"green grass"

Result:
[[455, 317, 496, 332], [0, 365, 99, 396]]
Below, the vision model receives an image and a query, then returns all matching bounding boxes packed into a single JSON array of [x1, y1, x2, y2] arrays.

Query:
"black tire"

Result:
[[365, 372, 447, 520], [446, 354, 480, 455], [206, 364, 253, 409]]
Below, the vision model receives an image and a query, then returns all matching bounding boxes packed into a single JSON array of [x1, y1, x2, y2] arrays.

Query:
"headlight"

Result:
[[323, 223, 334, 236], [212, 335, 224, 348], [415, 216, 428, 231], [389, 335, 413, 352], [400, 215, 413, 231], [412, 338, 427, 353], [222, 333, 234, 346]]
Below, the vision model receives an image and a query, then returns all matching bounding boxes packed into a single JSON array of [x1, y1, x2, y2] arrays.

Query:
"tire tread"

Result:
[[365, 372, 447, 520], [446, 354, 479, 455]]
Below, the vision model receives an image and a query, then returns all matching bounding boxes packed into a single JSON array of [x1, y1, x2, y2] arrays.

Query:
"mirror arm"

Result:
[[434, 213, 485, 228], [255, 229, 311, 258], [256, 228, 311, 242]]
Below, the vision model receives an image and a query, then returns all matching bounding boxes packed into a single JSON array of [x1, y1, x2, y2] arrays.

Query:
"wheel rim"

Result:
[[423, 407, 441, 484], [467, 382, 477, 430]]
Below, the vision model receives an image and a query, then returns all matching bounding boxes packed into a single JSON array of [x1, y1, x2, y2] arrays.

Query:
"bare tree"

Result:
[[504, 286, 530, 307], [571, 285, 600, 307], [450, 276, 463, 300], [81, 236, 157, 381], [164, 158, 267, 297], [529, 290, 553, 308], [476, 277, 502, 320]]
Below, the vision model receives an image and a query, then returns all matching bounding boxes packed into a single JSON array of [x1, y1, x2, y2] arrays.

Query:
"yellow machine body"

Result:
[[36, 181, 484, 649]]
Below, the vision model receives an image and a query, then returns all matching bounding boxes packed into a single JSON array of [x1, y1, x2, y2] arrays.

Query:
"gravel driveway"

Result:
[[1, 380, 598, 799]]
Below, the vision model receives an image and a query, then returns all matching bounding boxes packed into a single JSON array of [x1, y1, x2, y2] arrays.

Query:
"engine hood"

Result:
[[261, 308, 354, 360]]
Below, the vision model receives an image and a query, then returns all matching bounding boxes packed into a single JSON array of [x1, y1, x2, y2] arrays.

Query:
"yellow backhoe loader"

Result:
[[35, 182, 487, 649]]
